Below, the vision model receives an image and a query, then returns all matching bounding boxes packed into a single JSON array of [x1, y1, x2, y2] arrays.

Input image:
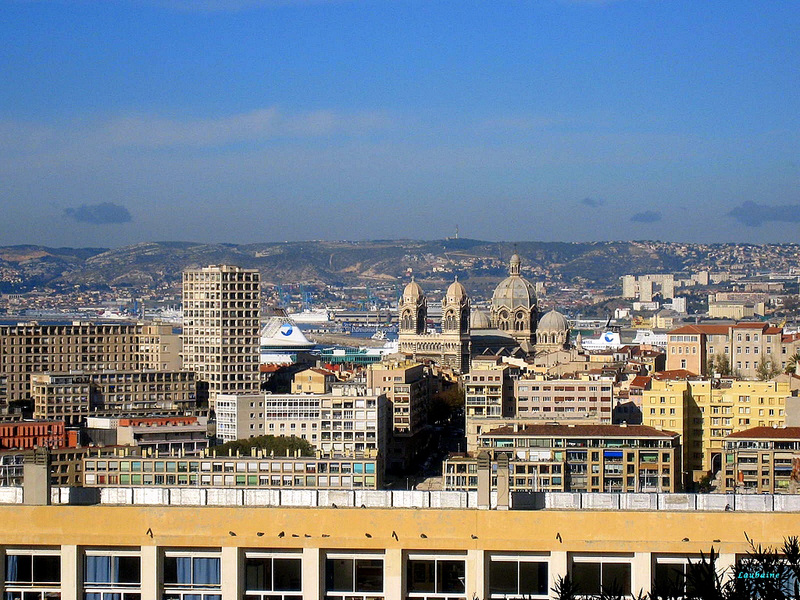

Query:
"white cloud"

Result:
[[0, 106, 394, 155]]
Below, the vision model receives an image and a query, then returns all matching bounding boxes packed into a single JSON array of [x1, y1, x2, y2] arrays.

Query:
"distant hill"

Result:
[[0, 240, 796, 294]]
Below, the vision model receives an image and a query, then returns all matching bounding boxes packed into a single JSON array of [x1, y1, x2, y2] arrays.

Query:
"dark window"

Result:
[[245, 557, 301, 592], [572, 562, 630, 596], [489, 560, 547, 597], [325, 558, 383, 594]]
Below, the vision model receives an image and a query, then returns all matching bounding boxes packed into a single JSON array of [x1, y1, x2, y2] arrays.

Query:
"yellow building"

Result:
[[643, 378, 792, 485], [0, 502, 798, 600], [291, 368, 336, 395]]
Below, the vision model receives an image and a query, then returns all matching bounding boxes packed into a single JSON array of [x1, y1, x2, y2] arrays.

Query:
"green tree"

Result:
[[784, 353, 800, 375], [756, 356, 781, 381], [710, 354, 732, 377], [210, 435, 315, 457]]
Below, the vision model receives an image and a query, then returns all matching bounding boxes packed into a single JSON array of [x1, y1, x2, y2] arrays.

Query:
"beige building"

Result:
[[642, 377, 793, 485], [366, 360, 433, 472], [0, 322, 180, 414], [216, 387, 389, 462], [514, 375, 614, 423], [666, 322, 800, 378], [30, 370, 197, 426], [721, 426, 800, 494], [182, 265, 261, 409]]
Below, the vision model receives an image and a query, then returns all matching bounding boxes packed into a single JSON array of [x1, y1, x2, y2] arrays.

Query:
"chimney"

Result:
[[496, 453, 510, 511], [23, 447, 51, 506], [477, 451, 491, 510]]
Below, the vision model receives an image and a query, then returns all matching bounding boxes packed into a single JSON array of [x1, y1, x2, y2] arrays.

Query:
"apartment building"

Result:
[[366, 360, 433, 472], [445, 423, 679, 493], [666, 322, 800, 378], [290, 367, 336, 394], [216, 388, 388, 461], [514, 376, 614, 423], [30, 370, 197, 426], [721, 426, 800, 494], [182, 265, 261, 409], [0, 322, 180, 414], [464, 358, 519, 451], [642, 377, 793, 485]]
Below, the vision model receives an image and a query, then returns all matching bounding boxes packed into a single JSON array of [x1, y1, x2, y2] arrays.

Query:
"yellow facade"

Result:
[[643, 379, 790, 483], [0, 504, 797, 600]]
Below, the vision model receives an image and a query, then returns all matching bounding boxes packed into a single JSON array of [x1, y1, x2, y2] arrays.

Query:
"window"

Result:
[[162, 551, 221, 600], [571, 557, 631, 596], [244, 552, 302, 600], [653, 557, 703, 597], [325, 554, 383, 600], [4, 550, 61, 600], [489, 556, 548, 598], [407, 556, 466, 599], [84, 551, 141, 600]]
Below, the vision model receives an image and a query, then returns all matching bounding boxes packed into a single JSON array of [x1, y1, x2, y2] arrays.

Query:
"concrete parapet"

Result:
[[355, 490, 389, 508], [171, 488, 207, 506], [134, 488, 170, 505], [0, 487, 22, 504], [430, 492, 470, 509], [696, 494, 733, 511], [280, 489, 318, 507], [658, 493, 694, 511], [620, 493, 658, 510], [774, 495, 800, 512], [583, 493, 619, 510], [392, 490, 430, 508], [101, 488, 133, 504], [734, 494, 774, 512], [546, 493, 582, 509], [206, 488, 242, 506], [244, 489, 281, 506]]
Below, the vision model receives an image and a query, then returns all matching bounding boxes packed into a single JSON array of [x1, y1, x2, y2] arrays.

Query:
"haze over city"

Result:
[[2, 0, 799, 247]]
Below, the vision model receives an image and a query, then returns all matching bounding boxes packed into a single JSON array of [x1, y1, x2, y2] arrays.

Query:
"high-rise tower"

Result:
[[182, 265, 261, 410]]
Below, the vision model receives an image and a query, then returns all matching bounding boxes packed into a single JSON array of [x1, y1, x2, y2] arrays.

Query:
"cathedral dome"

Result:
[[402, 279, 425, 302], [538, 309, 569, 332], [445, 278, 468, 304], [492, 271, 537, 311], [470, 309, 491, 329]]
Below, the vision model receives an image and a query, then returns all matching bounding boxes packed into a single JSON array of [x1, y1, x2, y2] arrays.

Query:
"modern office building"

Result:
[[182, 265, 261, 409]]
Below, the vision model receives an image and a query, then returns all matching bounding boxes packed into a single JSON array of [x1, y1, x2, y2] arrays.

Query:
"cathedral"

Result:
[[397, 277, 471, 373], [397, 254, 571, 372]]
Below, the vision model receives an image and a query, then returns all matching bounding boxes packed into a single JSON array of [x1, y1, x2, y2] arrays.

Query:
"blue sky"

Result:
[[1, 0, 799, 247]]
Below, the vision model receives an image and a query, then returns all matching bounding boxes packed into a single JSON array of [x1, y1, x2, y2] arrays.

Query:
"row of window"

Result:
[[5, 550, 757, 599]]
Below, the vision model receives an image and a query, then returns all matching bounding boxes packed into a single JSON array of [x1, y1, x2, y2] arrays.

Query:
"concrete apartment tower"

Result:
[[182, 265, 261, 412]]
